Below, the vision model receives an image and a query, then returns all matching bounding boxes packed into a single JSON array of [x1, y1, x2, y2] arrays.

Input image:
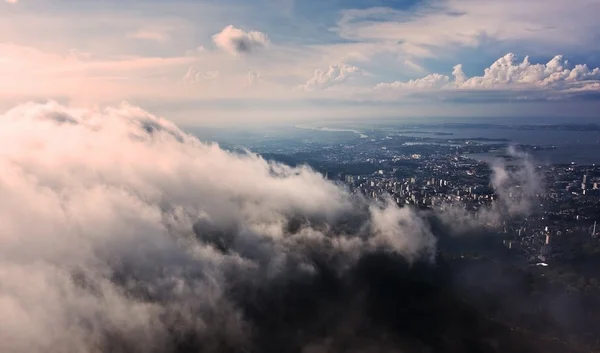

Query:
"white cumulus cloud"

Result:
[[375, 53, 600, 100], [300, 63, 362, 91], [212, 25, 270, 56], [457, 53, 600, 89]]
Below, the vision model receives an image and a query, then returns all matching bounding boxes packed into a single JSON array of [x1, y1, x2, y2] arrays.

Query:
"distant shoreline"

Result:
[[294, 125, 369, 138]]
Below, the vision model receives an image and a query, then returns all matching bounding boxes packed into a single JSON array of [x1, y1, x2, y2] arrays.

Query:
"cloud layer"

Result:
[[0, 101, 441, 352], [0, 99, 550, 352], [337, 0, 600, 58], [2, 0, 600, 120]]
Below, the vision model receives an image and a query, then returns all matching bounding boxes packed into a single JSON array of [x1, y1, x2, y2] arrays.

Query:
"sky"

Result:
[[1, 0, 600, 125]]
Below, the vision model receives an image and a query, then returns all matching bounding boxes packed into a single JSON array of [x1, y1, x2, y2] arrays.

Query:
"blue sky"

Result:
[[1, 0, 600, 124]]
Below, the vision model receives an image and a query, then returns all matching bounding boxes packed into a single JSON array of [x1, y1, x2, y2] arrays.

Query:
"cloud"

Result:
[[181, 67, 220, 85], [128, 29, 170, 42], [246, 70, 260, 86], [5, 0, 17, 3], [489, 146, 544, 216], [337, 0, 600, 58], [0, 43, 197, 102], [212, 25, 270, 56], [299, 63, 362, 91], [457, 54, 600, 88], [0, 100, 441, 352], [375, 73, 449, 90], [370, 201, 437, 263], [0, 100, 554, 351], [435, 146, 544, 234], [374, 53, 600, 101], [3, 0, 600, 121]]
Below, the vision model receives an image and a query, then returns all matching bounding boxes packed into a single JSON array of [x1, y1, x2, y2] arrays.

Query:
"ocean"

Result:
[[395, 128, 600, 165]]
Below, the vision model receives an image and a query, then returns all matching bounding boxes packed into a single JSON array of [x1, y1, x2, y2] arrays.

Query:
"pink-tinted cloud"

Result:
[[0, 43, 196, 100]]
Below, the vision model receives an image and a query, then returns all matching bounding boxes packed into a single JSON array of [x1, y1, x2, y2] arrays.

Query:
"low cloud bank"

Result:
[[0, 101, 542, 352], [0, 101, 437, 352]]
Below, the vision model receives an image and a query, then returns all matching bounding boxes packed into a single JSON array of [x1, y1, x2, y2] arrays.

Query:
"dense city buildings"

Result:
[[191, 123, 600, 350], [194, 123, 600, 267], [329, 162, 600, 264]]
